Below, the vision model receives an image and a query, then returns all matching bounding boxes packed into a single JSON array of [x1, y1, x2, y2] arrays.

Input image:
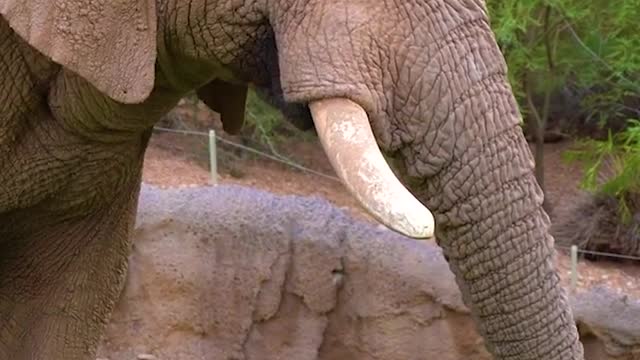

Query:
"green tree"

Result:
[[486, 0, 640, 213]]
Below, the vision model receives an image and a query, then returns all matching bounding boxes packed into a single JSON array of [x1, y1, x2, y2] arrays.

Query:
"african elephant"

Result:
[[0, 0, 583, 359]]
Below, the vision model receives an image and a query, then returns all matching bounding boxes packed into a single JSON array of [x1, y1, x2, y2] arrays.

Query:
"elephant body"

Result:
[[0, 16, 164, 358], [0, 0, 584, 359]]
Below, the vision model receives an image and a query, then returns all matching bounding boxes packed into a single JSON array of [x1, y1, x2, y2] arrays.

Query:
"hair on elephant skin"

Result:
[[0, 0, 583, 359]]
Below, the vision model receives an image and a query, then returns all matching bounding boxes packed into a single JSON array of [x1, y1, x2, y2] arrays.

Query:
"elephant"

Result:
[[0, 0, 584, 359]]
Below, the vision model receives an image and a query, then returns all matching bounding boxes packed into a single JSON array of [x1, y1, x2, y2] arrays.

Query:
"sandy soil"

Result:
[[141, 128, 640, 301]]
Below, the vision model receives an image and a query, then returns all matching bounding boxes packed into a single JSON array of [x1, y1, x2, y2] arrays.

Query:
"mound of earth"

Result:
[[96, 184, 640, 360], [142, 131, 640, 299], [97, 184, 490, 360]]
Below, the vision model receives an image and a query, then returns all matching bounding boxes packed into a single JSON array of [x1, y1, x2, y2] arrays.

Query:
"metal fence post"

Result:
[[570, 245, 578, 293], [209, 129, 217, 185]]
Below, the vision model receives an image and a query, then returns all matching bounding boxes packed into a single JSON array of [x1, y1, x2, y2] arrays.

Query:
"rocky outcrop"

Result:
[[572, 287, 640, 359], [97, 184, 490, 360], [96, 184, 640, 359]]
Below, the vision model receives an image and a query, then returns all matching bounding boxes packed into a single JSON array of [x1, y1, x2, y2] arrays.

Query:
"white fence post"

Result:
[[570, 245, 578, 293], [209, 129, 217, 185]]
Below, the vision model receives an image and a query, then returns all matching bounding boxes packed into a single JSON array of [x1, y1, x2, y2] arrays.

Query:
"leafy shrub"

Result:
[[564, 119, 640, 222], [486, 0, 640, 213], [487, 0, 640, 122]]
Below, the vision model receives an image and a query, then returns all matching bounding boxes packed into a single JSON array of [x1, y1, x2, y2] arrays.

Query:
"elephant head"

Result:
[[0, 0, 584, 358]]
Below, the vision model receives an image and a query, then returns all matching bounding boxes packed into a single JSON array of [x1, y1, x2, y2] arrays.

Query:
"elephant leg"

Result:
[[0, 186, 141, 360]]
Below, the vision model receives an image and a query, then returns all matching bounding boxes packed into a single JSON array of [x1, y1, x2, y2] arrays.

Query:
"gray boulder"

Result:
[[96, 184, 640, 360], [572, 287, 640, 359], [97, 184, 489, 360]]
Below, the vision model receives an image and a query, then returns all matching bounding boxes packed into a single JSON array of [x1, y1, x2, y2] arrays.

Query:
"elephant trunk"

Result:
[[406, 75, 584, 358], [268, 2, 584, 357]]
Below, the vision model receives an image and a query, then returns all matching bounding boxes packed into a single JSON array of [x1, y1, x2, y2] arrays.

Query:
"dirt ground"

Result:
[[141, 127, 640, 302]]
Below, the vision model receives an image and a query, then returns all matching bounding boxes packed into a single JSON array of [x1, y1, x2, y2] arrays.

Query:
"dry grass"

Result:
[[552, 193, 640, 260]]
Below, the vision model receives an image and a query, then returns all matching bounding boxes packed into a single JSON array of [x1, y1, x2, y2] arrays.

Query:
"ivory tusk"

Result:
[[309, 98, 435, 239]]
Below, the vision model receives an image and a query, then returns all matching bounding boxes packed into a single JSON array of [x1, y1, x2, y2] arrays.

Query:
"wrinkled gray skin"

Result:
[[0, 0, 583, 359]]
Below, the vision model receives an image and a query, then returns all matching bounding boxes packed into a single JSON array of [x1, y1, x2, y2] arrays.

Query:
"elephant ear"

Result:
[[0, 0, 156, 104], [197, 79, 248, 135]]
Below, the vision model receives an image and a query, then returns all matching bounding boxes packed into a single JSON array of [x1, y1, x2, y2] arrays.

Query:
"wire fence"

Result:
[[151, 125, 640, 291], [152, 126, 341, 182], [556, 245, 640, 262]]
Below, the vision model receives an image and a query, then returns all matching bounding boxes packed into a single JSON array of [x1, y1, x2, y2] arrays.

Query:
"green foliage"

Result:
[[244, 88, 316, 146], [563, 120, 640, 221], [244, 88, 287, 147], [487, 0, 640, 220], [486, 0, 640, 120]]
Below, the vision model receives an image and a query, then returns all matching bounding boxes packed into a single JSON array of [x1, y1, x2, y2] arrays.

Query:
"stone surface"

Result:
[[96, 184, 640, 359], [572, 287, 640, 360], [97, 184, 489, 359]]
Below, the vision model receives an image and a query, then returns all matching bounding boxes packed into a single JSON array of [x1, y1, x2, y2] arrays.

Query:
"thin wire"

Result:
[[152, 126, 341, 182], [556, 245, 640, 261], [152, 127, 206, 136]]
